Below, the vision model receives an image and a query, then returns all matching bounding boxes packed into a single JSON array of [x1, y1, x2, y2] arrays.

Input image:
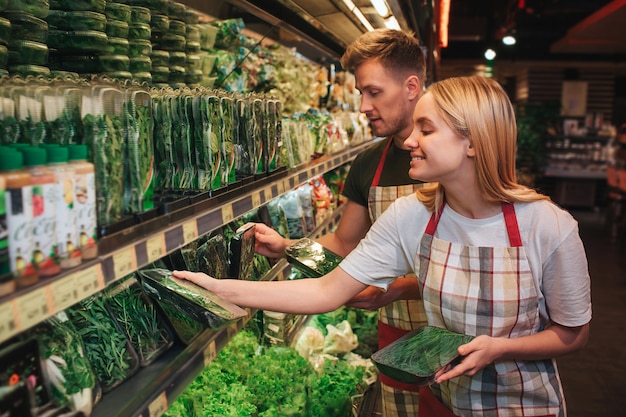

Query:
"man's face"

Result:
[[354, 60, 414, 140]]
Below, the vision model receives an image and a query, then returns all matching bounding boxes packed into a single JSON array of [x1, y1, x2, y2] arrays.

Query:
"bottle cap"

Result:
[[0, 150, 24, 170], [21, 147, 47, 166], [67, 144, 88, 161], [45, 146, 69, 163]]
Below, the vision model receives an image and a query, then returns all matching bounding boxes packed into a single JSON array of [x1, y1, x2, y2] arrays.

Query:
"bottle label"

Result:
[[6, 186, 35, 277], [75, 171, 97, 251], [54, 172, 79, 261], [32, 183, 58, 272]]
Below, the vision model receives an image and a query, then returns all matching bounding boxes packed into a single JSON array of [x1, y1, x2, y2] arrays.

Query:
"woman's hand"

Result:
[[252, 222, 291, 258], [434, 335, 501, 383], [172, 270, 217, 292]]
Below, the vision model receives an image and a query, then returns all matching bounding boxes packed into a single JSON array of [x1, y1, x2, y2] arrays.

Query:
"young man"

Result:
[[252, 29, 429, 416]]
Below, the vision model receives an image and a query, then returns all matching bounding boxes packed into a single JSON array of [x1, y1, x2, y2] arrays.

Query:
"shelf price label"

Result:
[[0, 301, 18, 342], [182, 220, 198, 245], [146, 234, 166, 264], [251, 191, 261, 208], [16, 287, 50, 330], [75, 265, 105, 300], [277, 179, 286, 194], [113, 248, 137, 281], [148, 391, 168, 417], [264, 186, 273, 201], [50, 274, 78, 312], [221, 205, 234, 224], [203, 340, 217, 366]]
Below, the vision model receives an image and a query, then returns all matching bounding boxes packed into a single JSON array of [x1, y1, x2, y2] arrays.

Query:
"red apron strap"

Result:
[[370, 137, 394, 187], [425, 204, 445, 236], [377, 320, 421, 392], [501, 203, 522, 247]]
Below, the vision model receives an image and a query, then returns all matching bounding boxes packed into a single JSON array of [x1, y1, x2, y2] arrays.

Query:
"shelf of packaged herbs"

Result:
[[89, 203, 345, 417], [544, 134, 613, 180], [0, 140, 371, 346]]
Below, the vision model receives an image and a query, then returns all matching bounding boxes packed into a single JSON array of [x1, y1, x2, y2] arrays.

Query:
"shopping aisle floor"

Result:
[[358, 208, 626, 417], [558, 208, 626, 417]]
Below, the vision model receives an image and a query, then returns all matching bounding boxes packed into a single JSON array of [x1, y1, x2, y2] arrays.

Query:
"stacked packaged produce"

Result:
[[2, 0, 50, 77], [47, 0, 109, 78]]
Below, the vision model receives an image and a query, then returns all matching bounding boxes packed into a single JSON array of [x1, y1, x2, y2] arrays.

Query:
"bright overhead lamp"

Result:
[[342, 0, 375, 31], [384, 16, 400, 30], [484, 48, 496, 60], [502, 35, 516, 45], [370, 0, 389, 17]]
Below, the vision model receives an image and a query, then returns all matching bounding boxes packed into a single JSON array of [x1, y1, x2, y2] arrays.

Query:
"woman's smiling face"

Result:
[[404, 92, 475, 184]]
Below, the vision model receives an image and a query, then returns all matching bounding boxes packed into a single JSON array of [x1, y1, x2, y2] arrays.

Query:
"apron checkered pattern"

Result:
[[367, 138, 428, 416], [417, 203, 564, 417]]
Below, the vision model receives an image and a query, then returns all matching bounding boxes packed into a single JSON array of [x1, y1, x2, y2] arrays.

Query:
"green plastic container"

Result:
[[128, 39, 151, 57], [371, 326, 474, 385], [49, 0, 105, 13], [8, 40, 48, 65], [98, 54, 129, 72], [168, 19, 185, 36], [105, 37, 129, 55], [106, 19, 128, 38], [0, 16, 9, 45], [5, 0, 49, 18], [46, 10, 106, 32], [9, 64, 50, 77], [5, 12, 47, 42], [129, 6, 150, 24], [150, 49, 168, 66], [104, 2, 131, 22], [150, 14, 168, 31], [48, 29, 107, 53], [127, 22, 150, 40], [168, 50, 185, 67], [129, 56, 150, 73]]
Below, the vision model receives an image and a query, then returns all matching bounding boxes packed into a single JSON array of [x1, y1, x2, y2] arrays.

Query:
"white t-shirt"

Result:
[[340, 193, 592, 328]]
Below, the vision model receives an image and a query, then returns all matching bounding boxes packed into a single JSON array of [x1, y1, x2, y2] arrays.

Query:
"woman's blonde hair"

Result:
[[416, 76, 550, 211]]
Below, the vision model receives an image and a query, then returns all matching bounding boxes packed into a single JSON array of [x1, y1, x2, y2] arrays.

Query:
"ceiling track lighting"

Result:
[[370, 0, 389, 17], [342, 0, 375, 31]]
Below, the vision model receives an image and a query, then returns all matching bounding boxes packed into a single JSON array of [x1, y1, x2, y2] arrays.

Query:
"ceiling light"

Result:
[[385, 16, 400, 30], [502, 35, 516, 45], [370, 0, 388, 17], [484, 48, 496, 60], [342, 0, 375, 31]]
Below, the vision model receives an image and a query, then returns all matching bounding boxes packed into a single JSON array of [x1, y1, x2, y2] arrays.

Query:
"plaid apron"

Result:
[[367, 138, 429, 416], [417, 203, 564, 417]]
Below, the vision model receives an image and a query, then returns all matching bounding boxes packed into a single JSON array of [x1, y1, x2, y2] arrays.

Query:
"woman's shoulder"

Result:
[[515, 199, 579, 237]]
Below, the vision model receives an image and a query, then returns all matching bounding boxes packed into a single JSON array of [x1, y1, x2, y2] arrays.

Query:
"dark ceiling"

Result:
[[441, 0, 625, 62]]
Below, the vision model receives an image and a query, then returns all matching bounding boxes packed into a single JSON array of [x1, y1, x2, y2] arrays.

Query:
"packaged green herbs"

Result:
[[67, 295, 140, 393], [138, 268, 248, 329], [196, 233, 229, 279], [104, 275, 174, 367], [81, 85, 126, 226], [123, 88, 154, 213], [228, 223, 256, 280], [285, 238, 343, 278], [371, 326, 474, 385], [33, 313, 98, 415], [151, 92, 174, 190]]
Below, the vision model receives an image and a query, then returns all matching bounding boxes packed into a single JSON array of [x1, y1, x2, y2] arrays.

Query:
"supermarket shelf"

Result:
[[90, 203, 345, 417], [544, 167, 607, 179], [0, 142, 370, 346]]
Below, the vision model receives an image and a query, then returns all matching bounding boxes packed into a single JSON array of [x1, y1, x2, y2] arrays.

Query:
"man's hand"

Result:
[[252, 222, 293, 258], [345, 276, 421, 310]]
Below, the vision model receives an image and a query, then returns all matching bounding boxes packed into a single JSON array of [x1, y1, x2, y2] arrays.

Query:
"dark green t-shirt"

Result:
[[342, 138, 423, 208]]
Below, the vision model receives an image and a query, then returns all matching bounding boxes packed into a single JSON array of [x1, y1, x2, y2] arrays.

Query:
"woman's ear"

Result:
[[466, 139, 476, 157]]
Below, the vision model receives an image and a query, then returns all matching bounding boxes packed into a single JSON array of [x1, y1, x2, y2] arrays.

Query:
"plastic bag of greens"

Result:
[[196, 233, 229, 279], [138, 268, 248, 329], [277, 192, 306, 239], [220, 95, 236, 185], [267, 199, 289, 239], [81, 84, 126, 226], [212, 18, 244, 49], [104, 274, 175, 367], [67, 295, 140, 393], [207, 94, 223, 190], [123, 87, 154, 213], [285, 238, 343, 278], [296, 184, 315, 234], [151, 91, 175, 191], [192, 94, 211, 191], [33, 313, 99, 415], [233, 94, 253, 178]]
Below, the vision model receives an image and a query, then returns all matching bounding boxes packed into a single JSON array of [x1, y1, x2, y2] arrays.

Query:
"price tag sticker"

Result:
[[0, 301, 18, 342], [146, 234, 166, 264], [182, 220, 198, 245], [50, 274, 78, 312], [148, 391, 168, 417], [17, 287, 49, 330], [113, 248, 137, 280], [74, 265, 104, 300], [277, 180, 286, 194], [203, 340, 217, 366], [221, 205, 234, 224], [251, 191, 261, 208]]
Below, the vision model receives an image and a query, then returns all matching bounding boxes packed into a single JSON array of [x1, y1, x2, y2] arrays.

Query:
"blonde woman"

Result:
[[175, 76, 591, 417]]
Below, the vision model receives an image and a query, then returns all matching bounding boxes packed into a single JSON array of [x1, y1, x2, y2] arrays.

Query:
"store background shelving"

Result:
[[0, 141, 370, 347]]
